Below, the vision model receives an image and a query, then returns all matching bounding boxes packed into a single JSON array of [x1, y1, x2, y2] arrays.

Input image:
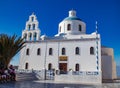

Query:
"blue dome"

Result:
[[64, 16, 81, 21]]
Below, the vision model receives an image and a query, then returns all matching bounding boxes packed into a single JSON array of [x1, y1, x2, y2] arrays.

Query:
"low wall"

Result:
[[55, 71, 102, 84]]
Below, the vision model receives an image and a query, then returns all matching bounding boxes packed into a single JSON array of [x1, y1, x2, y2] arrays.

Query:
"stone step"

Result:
[[16, 72, 38, 81]]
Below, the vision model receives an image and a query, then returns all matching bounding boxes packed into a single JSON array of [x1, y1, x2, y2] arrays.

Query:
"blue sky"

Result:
[[0, 0, 120, 66]]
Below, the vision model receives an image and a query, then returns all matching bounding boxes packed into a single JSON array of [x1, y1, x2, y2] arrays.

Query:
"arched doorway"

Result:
[[25, 63, 28, 69], [75, 64, 79, 71], [48, 63, 52, 70]]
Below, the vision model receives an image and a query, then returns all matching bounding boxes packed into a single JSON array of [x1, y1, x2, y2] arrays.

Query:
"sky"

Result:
[[0, 0, 120, 66]]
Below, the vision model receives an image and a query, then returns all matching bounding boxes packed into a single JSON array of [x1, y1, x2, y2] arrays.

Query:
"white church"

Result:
[[19, 10, 116, 84]]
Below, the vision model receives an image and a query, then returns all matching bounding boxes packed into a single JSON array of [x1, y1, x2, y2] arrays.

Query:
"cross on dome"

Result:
[[32, 12, 35, 15], [69, 10, 76, 17]]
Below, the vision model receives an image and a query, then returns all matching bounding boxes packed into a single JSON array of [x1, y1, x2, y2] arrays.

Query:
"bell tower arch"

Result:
[[22, 13, 41, 41]]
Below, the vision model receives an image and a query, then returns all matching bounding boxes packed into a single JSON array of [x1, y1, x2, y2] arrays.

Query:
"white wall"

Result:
[[59, 20, 86, 35], [19, 38, 101, 72]]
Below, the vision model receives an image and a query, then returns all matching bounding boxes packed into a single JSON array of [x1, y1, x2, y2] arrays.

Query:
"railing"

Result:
[[15, 69, 33, 73], [16, 69, 100, 80], [46, 70, 54, 80], [55, 71, 102, 84], [16, 69, 55, 80], [72, 71, 99, 75], [33, 70, 43, 80], [56, 71, 99, 76]]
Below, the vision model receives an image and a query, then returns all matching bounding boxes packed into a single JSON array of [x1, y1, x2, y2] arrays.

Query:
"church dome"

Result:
[[57, 10, 86, 35], [64, 16, 82, 21]]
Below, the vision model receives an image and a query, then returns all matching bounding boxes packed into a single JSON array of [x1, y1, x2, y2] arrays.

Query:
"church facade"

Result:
[[19, 10, 102, 83]]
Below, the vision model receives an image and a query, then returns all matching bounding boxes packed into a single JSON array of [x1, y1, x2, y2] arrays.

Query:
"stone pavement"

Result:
[[0, 80, 120, 88]]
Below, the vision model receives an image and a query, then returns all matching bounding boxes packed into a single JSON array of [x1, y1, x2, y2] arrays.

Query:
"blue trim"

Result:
[[96, 61, 99, 64], [96, 56, 98, 59], [64, 16, 82, 21], [97, 66, 99, 70]]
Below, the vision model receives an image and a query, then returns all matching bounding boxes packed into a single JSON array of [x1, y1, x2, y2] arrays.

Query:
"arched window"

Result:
[[75, 47, 80, 55], [62, 48, 66, 55], [31, 17, 34, 21], [67, 24, 71, 31], [37, 48, 41, 55], [28, 25, 31, 30], [26, 48, 29, 55], [29, 33, 32, 41], [90, 47, 94, 55], [49, 48, 53, 55], [79, 25, 82, 31], [48, 63, 52, 70], [75, 64, 79, 71], [34, 32, 37, 41], [33, 24, 35, 30], [25, 63, 28, 69]]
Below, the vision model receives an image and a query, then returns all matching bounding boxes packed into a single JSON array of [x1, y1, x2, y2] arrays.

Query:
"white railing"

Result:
[[56, 70, 100, 76], [16, 69, 100, 81], [72, 71, 99, 75], [55, 71, 102, 84], [15, 69, 33, 73], [16, 69, 55, 80], [33, 70, 43, 80], [46, 70, 54, 80]]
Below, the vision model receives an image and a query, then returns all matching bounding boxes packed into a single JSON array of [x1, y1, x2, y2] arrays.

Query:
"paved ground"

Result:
[[0, 80, 120, 88]]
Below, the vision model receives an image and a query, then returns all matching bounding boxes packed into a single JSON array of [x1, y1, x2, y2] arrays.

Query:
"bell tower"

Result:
[[22, 13, 41, 41]]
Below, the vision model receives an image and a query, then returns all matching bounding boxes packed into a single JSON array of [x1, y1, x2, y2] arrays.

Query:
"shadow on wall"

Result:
[[116, 66, 120, 78]]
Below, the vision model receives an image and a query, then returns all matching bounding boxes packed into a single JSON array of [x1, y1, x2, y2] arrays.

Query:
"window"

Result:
[[28, 25, 31, 30], [31, 17, 34, 21], [75, 64, 79, 71], [90, 47, 94, 55], [34, 32, 37, 41], [67, 24, 71, 31], [48, 63, 52, 70], [29, 33, 32, 41], [26, 48, 29, 55], [25, 63, 28, 69], [79, 25, 82, 31], [75, 47, 80, 55], [49, 48, 53, 55], [33, 24, 35, 30], [37, 48, 41, 55], [62, 48, 66, 55]]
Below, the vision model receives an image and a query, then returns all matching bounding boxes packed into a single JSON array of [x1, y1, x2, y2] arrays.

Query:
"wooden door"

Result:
[[59, 63, 67, 74]]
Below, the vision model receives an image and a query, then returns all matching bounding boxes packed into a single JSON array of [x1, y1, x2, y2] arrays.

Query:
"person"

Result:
[[8, 65, 16, 81], [4, 68, 10, 81], [0, 68, 6, 83]]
